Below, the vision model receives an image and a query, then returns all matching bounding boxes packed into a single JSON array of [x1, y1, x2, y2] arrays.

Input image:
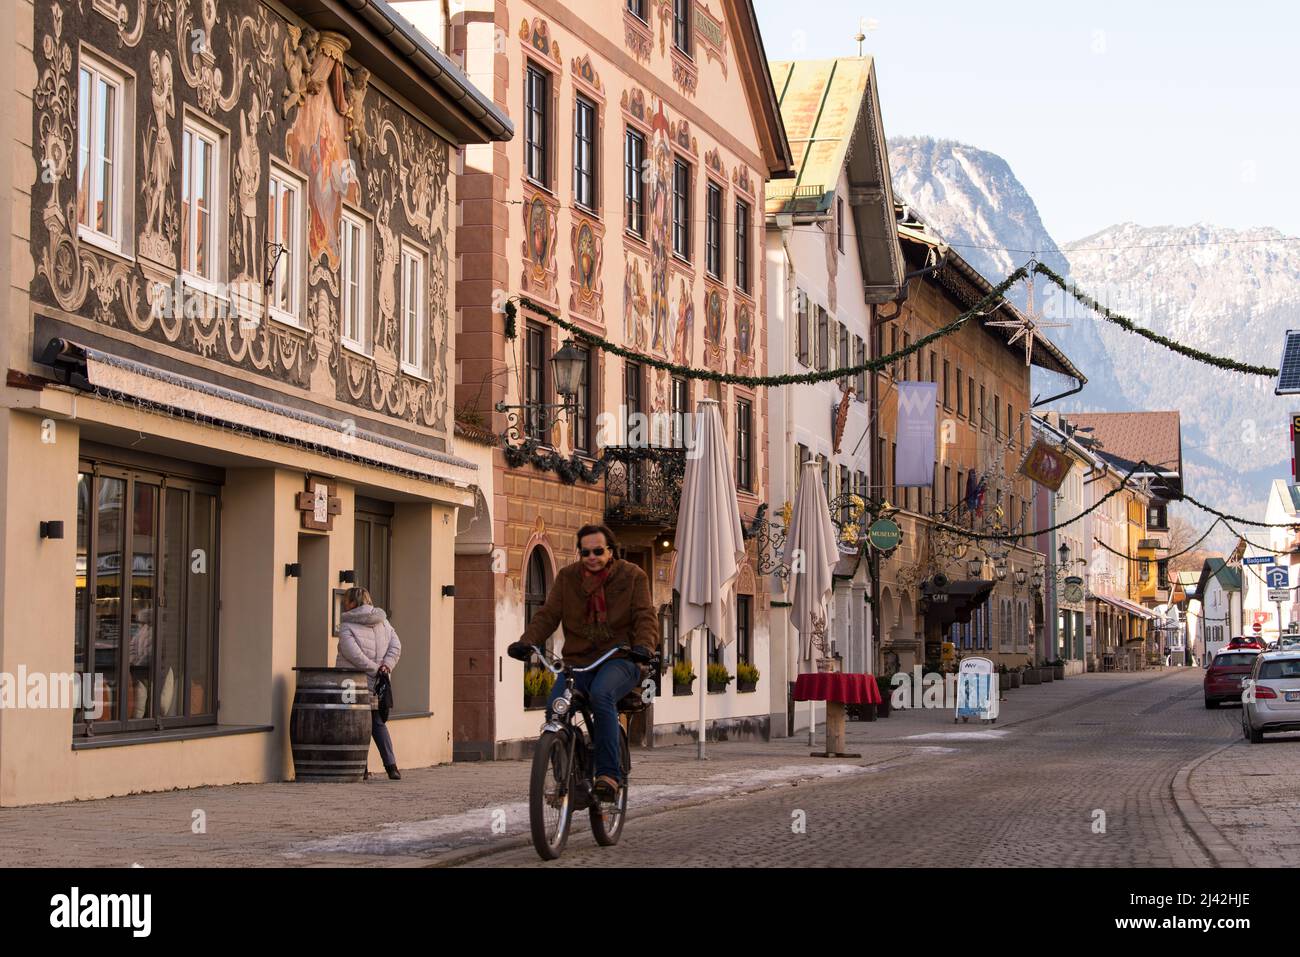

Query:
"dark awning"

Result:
[[921, 580, 995, 630]]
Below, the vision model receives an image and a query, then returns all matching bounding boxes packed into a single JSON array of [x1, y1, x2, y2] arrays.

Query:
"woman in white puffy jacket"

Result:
[[336, 587, 402, 780]]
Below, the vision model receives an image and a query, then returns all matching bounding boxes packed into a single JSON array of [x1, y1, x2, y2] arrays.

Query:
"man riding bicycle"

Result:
[[508, 524, 657, 802]]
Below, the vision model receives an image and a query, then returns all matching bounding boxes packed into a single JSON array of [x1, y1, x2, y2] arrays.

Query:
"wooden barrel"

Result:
[[290, 667, 373, 782]]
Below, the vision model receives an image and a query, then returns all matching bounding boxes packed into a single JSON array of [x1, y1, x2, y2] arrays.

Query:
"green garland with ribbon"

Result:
[[504, 267, 1027, 388]]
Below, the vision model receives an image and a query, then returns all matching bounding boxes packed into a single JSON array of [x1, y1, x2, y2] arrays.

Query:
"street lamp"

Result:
[[550, 339, 585, 403], [967, 557, 984, 579], [1058, 542, 1070, 567], [995, 560, 1008, 581], [1014, 568, 1028, 588]]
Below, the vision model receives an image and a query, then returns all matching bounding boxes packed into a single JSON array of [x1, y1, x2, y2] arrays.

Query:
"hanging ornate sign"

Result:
[[1019, 438, 1073, 492]]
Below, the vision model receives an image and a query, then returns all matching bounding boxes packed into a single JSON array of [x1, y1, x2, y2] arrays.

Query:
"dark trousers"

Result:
[[547, 658, 640, 782], [372, 711, 397, 767]]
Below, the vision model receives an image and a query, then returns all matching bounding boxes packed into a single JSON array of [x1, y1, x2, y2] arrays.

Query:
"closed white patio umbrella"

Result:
[[673, 398, 746, 759], [782, 459, 841, 744]]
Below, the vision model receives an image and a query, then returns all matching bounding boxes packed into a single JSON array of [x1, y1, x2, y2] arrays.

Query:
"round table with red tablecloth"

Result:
[[793, 672, 881, 758]]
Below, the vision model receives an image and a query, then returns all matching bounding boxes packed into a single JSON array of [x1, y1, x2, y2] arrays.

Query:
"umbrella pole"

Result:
[[697, 630, 706, 760]]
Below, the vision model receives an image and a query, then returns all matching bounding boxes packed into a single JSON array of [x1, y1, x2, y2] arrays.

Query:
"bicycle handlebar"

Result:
[[527, 644, 654, 675]]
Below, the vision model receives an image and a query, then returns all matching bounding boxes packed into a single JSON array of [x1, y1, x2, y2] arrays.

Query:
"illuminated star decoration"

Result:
[[984, 271, 1067, 367]]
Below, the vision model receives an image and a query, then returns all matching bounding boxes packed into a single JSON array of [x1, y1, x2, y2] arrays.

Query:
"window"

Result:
[[734, 199, 750, 293], [838, 323, 849, 389], [943, 360, 951, 408], [979, 383, 986, 430], [573, 95, 597, 211], [796, 289, 810, 366], [889, 327, 898, 378], [993, 394, 1001, 438], [525, 64, 550, 186], [624, 129, 646, 237], [930, 353, 937, 387], [672, 159, 691, 260], [524, 323, 549, 442], [670, 375, 690, 448], [854, 336, 866, 399], [400, 245, 426, 376], [839, 464, 851, 523], [74, 460, 220, 734], [943, 466, 951, 511], [956, 366, 963, 415], [1007, 402, 1014, 444], [181, 117, 222, 281], [355, 498, 393, 616], [267, 168, 304, 323], [736, 595, 752, 665], [736, 398, 753, 491], [573, 345, 594, 454], [626, 0, 648, 21], [796, 443, 809, 488], [659, 597, 679, 671], [820, 455, 831, 500], [836, 195, 845, 253], [673, 0, 692, 54], [340, 211, 367, 350], [816, 306, 829, 371], [901, 333, 911, 380], [77, 55, 128, 250], [524, 548, 551, 629], [625, 360, 644, 499], [705, 182, 722, 278]]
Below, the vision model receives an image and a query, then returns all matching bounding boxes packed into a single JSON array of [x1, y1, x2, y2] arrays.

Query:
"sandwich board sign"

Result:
[[955, 656, 998, 723]]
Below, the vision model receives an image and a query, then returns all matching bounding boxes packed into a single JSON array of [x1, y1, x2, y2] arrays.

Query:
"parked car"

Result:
[[1227, 635, 1266, 651], [1241, 651, 1300, 743], [1204, 649, 1262, 708]]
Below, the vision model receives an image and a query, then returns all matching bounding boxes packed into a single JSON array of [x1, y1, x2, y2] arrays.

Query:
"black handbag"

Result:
[[374, 671, 394, 722]]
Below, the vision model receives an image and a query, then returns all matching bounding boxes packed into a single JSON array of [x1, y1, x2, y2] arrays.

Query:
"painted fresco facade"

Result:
[[1, 0, 507, 804], [404, 0, 791, 757]]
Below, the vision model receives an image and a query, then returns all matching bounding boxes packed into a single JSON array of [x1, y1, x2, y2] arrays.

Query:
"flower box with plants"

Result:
[[1040, 663, 1054, 682], [523, 667, 554, 710], [1050, 658, 1066, 680], [736, 662, 760, 693], [1022, 660, 1041, 685], [1009, 667, 1021, 688], [707, 663, 733, 693], [672, 660, 696, 696], [875, 674, 895, 717]]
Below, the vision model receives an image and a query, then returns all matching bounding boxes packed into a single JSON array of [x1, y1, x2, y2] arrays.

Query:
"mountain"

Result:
[[887, 136, 1298, 539], [887, 136, 1126, 408]]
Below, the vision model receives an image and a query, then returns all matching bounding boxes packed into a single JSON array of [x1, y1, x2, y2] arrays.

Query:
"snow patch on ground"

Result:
[[284, 763, 872, 858], [902, 730, 1010, 741]]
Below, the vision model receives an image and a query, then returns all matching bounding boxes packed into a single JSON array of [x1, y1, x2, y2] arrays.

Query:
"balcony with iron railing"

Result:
[[603, 446, 687, 527]]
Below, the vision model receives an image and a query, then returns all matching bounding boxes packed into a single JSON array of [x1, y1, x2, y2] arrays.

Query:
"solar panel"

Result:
[[1276, 330, 1300, 394]]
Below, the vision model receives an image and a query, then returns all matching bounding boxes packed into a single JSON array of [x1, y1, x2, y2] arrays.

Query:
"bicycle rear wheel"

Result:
[[589, 726, 630, 846], [529, 731, 573, 860]]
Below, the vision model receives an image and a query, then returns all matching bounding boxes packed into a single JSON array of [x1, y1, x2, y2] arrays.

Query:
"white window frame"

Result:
[[180, 112, 226, 292], [399, 242, 427, 378], [266, 162, 306, 327], [76, 50, 131, 255], [340, 209, 369, 354]]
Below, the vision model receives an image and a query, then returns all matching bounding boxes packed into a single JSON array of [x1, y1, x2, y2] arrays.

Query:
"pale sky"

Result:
[[754, 0, 1300, 243]]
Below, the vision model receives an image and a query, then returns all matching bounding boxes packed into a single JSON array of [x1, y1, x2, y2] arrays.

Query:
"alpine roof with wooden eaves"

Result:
[[766, 57, 904, 303], [280, 0, 513, 144], [893, 207, 1087, 385]]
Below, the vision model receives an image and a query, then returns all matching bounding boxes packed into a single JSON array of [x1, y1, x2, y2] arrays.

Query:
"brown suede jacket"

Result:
[[519, 558, 658, 666]]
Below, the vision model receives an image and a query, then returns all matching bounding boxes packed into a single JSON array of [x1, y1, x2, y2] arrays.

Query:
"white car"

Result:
[[1241, 651, 1300, 743]]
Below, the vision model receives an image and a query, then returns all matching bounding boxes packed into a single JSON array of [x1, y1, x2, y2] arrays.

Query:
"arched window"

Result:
[[524, 548, 551, 629]]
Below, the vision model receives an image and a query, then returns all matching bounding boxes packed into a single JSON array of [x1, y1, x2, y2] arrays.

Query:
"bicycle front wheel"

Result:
[[529, 731, 574, 860], [589, 726, 630, 846]]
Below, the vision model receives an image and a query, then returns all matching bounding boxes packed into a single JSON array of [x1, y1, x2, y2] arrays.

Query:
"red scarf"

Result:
[[582, 564, 612, 625]]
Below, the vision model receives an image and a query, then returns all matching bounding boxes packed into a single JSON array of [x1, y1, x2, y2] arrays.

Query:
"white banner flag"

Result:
[[895, 381, 937, 487]]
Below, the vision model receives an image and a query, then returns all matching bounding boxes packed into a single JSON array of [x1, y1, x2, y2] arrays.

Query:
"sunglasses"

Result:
[[579, 547, 607, 557]]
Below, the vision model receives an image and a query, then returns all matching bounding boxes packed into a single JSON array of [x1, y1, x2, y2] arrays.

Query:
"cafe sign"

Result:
[[694, 2, 727, 73]]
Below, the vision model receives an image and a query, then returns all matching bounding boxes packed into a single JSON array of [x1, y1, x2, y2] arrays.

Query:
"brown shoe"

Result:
[[593, 775, 619, 801]]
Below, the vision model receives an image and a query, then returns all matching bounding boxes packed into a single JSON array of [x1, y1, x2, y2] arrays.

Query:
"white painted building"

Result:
[[764, 57, 903, 732], [1240, 480, 1300, 644]]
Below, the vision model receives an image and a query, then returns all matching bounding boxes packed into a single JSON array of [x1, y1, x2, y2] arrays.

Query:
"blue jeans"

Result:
[[547, 657, 640, 783]]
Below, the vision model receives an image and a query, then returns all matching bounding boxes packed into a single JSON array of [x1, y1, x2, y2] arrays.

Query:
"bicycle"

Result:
[[515, 643, 658, 861]]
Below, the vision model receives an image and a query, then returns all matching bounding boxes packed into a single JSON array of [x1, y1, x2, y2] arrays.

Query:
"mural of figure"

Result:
[[624, 259, 649, 351], [309, 286, 336, 394], [374, 197, 400, 366], [649, 101, 671, 356], [737, 305, 752, 356], [234, 92, 262, 282], [672, 277, 694, 365], [143, 50, 174, 240]]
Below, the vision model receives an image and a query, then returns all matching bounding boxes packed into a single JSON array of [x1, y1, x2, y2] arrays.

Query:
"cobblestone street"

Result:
[[471, 668, 1293, 867], [0, 669, 1292, 868]]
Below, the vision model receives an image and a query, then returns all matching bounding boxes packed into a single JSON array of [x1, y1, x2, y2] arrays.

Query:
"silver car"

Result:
[[1242, 651, 1300, 743]]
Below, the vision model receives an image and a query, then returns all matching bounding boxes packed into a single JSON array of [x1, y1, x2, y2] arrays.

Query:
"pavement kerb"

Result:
[[426, 748, 916, 867], [1171, 740, 1249, 868]]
